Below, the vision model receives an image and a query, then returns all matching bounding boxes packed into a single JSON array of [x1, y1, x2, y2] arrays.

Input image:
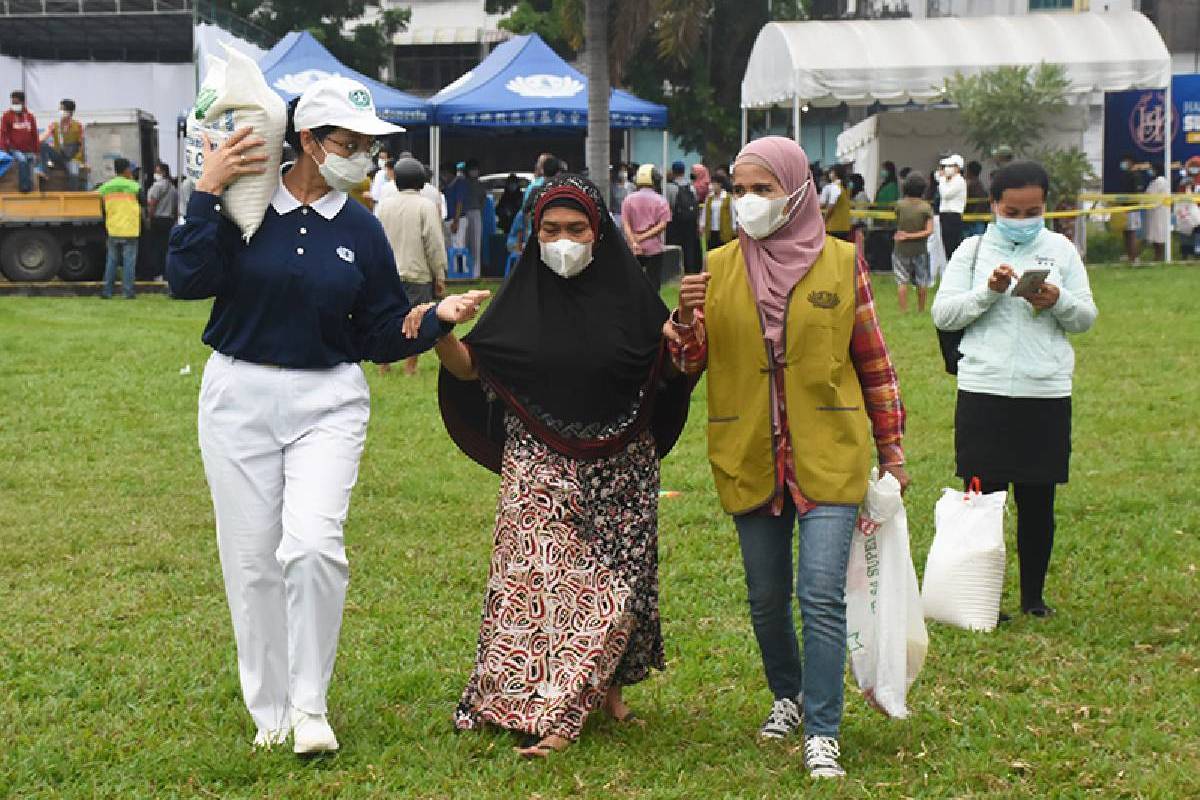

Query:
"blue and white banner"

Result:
[[1103, 75, 1200, 192]]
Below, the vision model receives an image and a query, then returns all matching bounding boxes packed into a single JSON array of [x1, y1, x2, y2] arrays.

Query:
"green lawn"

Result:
[[1, 265, 1197, 799]]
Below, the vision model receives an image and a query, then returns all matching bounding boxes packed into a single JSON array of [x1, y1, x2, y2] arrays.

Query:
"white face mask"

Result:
[[316, 141, 372, 192], [735, 181, 809, 240], [540, 237, 594, 279], [12, 104, 23, 113]]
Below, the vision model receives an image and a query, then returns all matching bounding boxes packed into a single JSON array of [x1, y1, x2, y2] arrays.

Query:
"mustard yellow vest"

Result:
[[705, 237, 871, 514]]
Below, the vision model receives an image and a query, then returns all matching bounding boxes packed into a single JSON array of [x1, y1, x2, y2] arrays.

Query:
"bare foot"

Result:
[[515, 734, 570, 758], [379, 363, 392, 375], [602, 686, 642, 724]]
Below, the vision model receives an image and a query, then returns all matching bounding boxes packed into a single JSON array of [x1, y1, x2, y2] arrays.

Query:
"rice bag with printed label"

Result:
[[184, 45, 286, 241]]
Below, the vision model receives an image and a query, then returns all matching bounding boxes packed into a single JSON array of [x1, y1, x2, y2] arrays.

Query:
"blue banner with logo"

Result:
[[1103, 75, 1200, 192]]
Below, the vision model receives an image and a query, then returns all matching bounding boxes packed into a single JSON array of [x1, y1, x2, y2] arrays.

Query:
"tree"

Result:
[[943, 64, 1070, 159], [212, 0, 410, 83], [945, 64, 1096, 209], [584, 0, 611, 200], [494, 0, 748, 166]]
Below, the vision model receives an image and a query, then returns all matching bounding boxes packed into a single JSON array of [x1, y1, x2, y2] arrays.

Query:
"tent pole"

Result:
[[1164, 80, 1172, 263], [741, 107, 748, 147], [793, 95, 801, 146], [661, 129, 669, 194], [427, 125, 436, 185]]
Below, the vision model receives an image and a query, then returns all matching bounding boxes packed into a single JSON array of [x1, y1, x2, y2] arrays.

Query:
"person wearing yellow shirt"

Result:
[[39, 98, 86, 190], [97, 157, 142, 299]]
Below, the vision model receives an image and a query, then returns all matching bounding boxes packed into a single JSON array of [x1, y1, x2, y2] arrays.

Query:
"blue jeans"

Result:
[[40, 143, 82, 190], [104, 237, 138, 298], [8, 149, 37, 192], [734, 498, 858, 737]]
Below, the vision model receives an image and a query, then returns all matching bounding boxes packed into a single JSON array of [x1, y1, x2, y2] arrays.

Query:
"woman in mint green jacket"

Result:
[[932, 161, 1097, 620]]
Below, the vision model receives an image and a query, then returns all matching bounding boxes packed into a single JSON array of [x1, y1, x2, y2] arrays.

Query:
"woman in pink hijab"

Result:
[[690, 163, 711, 203], [664, 137, 908, 780]]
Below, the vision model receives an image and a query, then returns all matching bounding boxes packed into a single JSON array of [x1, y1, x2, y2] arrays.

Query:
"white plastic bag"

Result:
[[184, 45, 286, 241], [921, 479, 1007, 632], [1175, 199, 1200, 236], [846, 469, 928, 718]]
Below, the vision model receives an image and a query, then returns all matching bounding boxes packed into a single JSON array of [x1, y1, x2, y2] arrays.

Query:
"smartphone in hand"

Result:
[[1012, 269, 1050, 300]]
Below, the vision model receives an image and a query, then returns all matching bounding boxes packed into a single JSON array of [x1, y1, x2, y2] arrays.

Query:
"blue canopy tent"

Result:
[[428, 33, 669, 186], [257, 31, 431, 126]]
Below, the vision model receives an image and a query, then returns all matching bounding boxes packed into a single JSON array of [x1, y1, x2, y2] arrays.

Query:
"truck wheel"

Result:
[[1, 230, 63, 282], [59, 243, 103, 281]]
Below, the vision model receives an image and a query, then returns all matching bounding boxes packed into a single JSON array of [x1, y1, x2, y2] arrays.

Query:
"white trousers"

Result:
[[198, 352, 370, 733]]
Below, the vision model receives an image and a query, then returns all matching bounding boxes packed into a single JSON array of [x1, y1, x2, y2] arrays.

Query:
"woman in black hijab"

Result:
[[431, 174, 694, 758], [496, 172, 524, 237]]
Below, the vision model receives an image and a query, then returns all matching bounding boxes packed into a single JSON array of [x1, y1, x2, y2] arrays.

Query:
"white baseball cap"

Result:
[[294, 76, 405, 136], [940, 154, 964, 169]]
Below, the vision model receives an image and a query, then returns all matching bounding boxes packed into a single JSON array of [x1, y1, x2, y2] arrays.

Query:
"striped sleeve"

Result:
[[666, 309, 708, 376], [848, 252, 906, 466]]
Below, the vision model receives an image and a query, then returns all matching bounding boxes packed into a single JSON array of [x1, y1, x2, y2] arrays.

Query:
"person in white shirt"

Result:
[[375, 157, 449, 375], [369, 148, 392, 204], [1143, 163, 1171, 262], [419, 165, 447, 220], [372, 157, 400, 205], [819, 166, 843, 211], [937, 154, 968, 258]]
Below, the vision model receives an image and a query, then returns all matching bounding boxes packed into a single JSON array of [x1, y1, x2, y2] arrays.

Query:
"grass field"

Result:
[[1, 265, 1198, 799]]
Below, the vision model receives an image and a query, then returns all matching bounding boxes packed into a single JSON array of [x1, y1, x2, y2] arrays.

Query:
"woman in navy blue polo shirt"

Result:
[[167, 77, 488, 755]]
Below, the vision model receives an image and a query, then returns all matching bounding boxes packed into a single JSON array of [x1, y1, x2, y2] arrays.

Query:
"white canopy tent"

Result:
[[740, 10, 1173, 254]]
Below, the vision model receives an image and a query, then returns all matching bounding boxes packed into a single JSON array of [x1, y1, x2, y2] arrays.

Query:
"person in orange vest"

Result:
[[96, 157, 142, 298], [665, 136, 908, 781], [39, 98, 86, 190]]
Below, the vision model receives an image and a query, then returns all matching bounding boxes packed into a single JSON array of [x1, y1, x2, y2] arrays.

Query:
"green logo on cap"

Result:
[[349, 89, 371, 109]]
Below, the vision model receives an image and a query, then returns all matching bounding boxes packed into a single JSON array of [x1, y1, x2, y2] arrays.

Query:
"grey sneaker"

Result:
[[804, 735, 846, 779], [758, 696, 802, 739]]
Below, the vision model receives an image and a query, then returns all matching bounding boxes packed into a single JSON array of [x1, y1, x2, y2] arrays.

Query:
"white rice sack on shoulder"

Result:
[[184, 45, 286, 241]]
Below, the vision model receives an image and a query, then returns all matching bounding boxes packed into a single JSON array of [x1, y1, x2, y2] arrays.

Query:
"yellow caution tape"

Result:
[[851, 201, 1171, 222]]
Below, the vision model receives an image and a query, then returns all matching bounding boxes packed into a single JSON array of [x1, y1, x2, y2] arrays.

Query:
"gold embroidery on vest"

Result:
[[807, 290, 840, 309]]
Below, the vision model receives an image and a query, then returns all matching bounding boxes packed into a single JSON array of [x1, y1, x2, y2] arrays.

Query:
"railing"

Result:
[[193, 0, 274, 47], [1, 0, 192, 13], [0, 0, 275, 48]]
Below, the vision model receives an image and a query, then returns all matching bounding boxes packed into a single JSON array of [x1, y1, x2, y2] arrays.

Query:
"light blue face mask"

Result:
[[994, 215, 1044, 245]]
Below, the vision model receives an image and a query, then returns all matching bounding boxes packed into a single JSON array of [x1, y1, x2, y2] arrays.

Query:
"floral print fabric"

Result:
[[454, 414, 664, 740]]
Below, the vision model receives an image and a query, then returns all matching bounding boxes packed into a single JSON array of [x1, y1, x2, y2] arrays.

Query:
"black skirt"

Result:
[[955, 391, 1072, 485]]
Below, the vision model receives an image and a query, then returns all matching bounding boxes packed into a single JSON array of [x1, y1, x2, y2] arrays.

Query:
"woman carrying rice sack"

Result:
[[166, 76, 487, 753]]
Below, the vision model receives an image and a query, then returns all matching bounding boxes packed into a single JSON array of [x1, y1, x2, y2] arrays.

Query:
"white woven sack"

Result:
[[921, 484, 1007, 632], [184, 45, 286, 241], [846, 469, 929, 719]]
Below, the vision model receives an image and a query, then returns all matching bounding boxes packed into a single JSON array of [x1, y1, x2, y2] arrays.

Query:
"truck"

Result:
[[0, 109, 159, 282]]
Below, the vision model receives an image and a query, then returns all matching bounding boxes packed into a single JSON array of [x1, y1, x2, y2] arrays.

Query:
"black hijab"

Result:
[[438, 174, 693, 473]]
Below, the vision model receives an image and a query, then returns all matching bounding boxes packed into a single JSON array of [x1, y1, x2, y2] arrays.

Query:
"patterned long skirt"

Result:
[[454, 415, 664, 741]]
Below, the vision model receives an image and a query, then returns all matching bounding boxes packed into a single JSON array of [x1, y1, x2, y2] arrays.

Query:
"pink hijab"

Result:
[[733, 136, 826, 358], [691, 163, 711, 203]]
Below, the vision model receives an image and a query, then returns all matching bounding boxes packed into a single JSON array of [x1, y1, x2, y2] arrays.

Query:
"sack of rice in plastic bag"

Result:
[[184, 44, 286, 241]]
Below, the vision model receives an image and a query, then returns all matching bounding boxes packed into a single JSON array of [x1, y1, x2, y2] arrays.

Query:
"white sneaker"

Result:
[[758, 696, 803, 739], [804, 735, 846, 779], [291, 706, 339, 755], [252, 727, 289, 750]]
